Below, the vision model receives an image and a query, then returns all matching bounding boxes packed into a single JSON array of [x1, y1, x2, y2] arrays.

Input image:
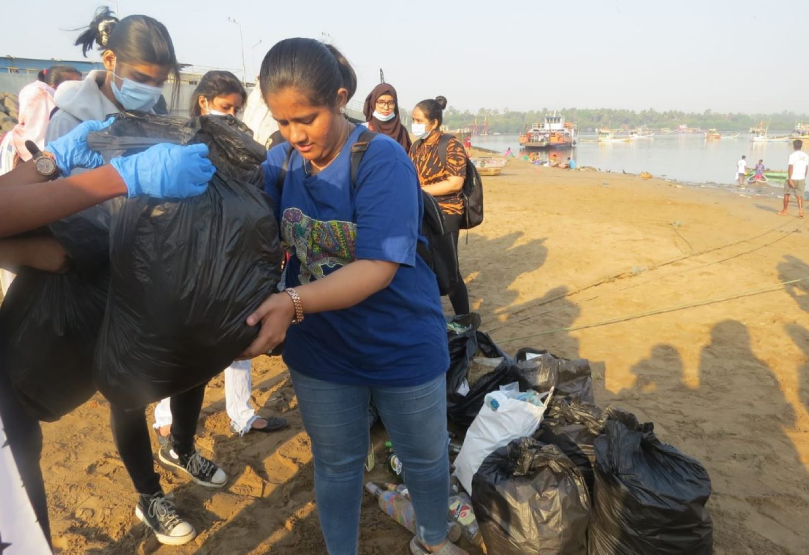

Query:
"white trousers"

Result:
[[153, 360, 257, 436]]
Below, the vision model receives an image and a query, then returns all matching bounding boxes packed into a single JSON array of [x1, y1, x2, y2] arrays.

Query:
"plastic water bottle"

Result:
[[448, 493, 483, 546], [366, 482, 462, 542], [366, 482, 417, 533]]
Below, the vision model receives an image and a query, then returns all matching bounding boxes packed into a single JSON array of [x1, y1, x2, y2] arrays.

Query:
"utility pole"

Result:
[[251, 40, 263, 81], [228, 17, 247, 84]]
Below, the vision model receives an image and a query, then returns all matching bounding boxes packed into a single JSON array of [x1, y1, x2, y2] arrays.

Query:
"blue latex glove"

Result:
[[110, 143, 215, 199], [46, 118, 114, 176]]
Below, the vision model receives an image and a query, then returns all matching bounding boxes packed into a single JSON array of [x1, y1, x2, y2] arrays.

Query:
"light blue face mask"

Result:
[[111, 65, 164, 111]]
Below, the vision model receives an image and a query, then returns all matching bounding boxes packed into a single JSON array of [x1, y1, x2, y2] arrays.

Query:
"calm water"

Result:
[[471, 133, 797, 187]]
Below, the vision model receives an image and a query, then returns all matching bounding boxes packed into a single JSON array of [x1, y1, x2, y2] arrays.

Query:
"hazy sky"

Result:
[[2, 0, 807, 115]]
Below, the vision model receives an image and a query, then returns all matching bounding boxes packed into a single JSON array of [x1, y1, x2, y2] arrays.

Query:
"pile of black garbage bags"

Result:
[[444, 315, 713, 555], [0, 112, 283, 420]]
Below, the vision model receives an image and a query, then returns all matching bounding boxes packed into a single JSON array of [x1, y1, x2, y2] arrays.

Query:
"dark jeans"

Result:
[[442, 212, 470, 315], [110, 383, 206, 495], [0, 363, 51, 542]]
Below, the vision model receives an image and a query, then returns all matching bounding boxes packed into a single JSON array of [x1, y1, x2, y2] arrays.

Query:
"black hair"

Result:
[[415, 96, 448, 126], [37, 70, 47, 83], [741, 155, 746, 159], [74, 6, 180, 107], [47, 65, 82, 88], [795, 139, 803, 150], [259, 38, 357, 108], [189, 71, 246, 117]]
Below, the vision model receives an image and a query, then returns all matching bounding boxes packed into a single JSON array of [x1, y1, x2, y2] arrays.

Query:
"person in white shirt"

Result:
[[779, 140, 807, 218], [737, 155, 747, 186]]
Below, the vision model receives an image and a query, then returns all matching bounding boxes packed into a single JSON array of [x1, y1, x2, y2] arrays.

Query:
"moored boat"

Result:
[[471, 157, 508, 176], [597, 129, 632, 143], [519, 114, 577, 150]]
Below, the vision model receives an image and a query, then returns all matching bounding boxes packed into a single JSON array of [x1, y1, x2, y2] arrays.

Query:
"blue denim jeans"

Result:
[[289, 368, 449, 555]]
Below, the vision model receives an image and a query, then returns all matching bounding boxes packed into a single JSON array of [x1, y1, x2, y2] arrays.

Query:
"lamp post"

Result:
[[228, 17, 247, 84], [251, 40, 263, 81]]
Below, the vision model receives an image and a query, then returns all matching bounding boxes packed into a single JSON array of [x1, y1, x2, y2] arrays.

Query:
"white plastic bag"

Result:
[[455, 387, 553, 496]]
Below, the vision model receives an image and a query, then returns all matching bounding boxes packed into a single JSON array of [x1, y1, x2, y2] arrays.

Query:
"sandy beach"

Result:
[[38, 157, 809, 554]]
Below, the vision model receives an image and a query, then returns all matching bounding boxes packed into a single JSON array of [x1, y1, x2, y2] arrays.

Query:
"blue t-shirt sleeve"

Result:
[[353, 137, 420, 267], [262, 144, 290, 222]]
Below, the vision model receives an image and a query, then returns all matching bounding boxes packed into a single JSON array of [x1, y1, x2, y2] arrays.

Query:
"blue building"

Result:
[[0, 56, 104, 76]]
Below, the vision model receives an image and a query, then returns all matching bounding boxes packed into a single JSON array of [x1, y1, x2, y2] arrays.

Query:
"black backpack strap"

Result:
[[350, 129, 377, 190], [409, 138, 424, 158], [436, 134, 452, 167], [276, 144, 295, 195]]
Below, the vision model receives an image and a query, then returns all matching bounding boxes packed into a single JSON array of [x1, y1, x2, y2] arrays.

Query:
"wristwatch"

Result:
[[25, 140, 59, 179]]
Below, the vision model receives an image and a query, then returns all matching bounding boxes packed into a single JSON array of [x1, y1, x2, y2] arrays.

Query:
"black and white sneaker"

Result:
[[135, 492, 196, 546], [158, 444, 228, 488]]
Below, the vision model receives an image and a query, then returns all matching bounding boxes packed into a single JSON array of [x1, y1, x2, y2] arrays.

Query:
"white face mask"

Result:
[[373, 110, 396, 122], [412, 122, 430, 139], [203, 98, 229, 117]]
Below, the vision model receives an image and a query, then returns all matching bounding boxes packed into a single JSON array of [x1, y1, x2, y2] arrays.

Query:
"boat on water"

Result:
[[518, 114, 577, 150], [597, 129, 632, 143], [471, 157, 508, 176], [705, 129, 721, 140], [630, 131, 655, 139], [750, 124, 790, 143], [792, 123, 809, 140]]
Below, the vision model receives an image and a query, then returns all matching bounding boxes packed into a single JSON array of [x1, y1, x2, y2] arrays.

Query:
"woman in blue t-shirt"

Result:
[[239, 38, 463, 555]]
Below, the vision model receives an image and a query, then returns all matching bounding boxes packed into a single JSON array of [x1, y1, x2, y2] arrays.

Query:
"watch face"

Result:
[[35, 156, 57, 176]]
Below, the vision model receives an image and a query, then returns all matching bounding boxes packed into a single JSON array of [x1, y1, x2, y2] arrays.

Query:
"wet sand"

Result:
[[40, 156, 809, 554]]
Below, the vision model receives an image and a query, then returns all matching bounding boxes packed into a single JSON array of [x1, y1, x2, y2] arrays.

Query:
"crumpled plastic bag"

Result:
[[588, 418, 713, 555], [514, 347, 595, 405], [454, 388, 552, 495], [89, 112, 283, 409], [472, 437, 590, 555], [446, 312, 507, 396]]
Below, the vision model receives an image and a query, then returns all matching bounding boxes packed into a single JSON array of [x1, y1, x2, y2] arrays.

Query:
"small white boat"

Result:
[[472, 157, 508, 176], [630, 132, 655, 139], [598, 130, 632, 143]]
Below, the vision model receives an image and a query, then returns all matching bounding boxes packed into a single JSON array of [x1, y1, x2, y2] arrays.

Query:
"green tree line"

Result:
[[441, 107, 808, 133]]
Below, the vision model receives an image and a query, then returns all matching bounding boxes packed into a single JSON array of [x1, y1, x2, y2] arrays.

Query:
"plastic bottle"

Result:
[[448, 493, 483, 546], [367, 482, 462, 542]]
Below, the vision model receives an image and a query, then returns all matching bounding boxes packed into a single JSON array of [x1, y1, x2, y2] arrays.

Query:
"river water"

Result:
[[471, 133, 799, 188]]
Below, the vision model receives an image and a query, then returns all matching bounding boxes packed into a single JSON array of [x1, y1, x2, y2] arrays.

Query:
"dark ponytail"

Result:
[[416, 96, 447, 126], [189, 71, 247, 117], [259, 38, 357, 108], [74, 6, 180, 110], [74, 6, 120, 57]]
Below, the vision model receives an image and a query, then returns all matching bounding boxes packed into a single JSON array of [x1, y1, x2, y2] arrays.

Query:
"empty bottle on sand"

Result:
[[366, 482, 462, 542], [449, 493, 483, 546]]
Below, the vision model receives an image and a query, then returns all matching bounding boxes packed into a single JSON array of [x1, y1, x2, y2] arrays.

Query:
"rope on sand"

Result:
[[481, 217, 803, 330], [493, 276, 809, 344]]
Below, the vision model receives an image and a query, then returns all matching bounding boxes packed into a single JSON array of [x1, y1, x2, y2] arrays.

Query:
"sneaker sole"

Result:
[[158, 450, 228, 489], [135, 506, 196, 546]]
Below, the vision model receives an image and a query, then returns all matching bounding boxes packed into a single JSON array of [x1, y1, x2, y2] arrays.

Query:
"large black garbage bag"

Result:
[[536, 399, 604, 495], [589, 419, 713, 555], [515, 347, 595, 405], [90, 112, 283, 409], [472, 437, 590, 555], [0, 267, 108, 421]]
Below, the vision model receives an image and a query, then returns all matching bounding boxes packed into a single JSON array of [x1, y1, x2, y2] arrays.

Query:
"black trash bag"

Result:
[[446, 313, 482, 395], [536, 403, 645, 498], [536, 399, 603, 495], [446, 361, 524, 428], [90, 112, 283, 409], [445, 313, 508, 396], [514, 347, 595, 405], [472, 437, 590, 555], [589, 419, 713, 555], [0, 267, 108, 421]]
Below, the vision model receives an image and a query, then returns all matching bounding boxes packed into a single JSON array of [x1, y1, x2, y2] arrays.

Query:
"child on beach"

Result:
[[737, 155, 747, 186]]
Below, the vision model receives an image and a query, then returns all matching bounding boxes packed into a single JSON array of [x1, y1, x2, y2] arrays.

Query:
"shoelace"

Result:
[[186, 451, 215, 478], [149, 495, 182, 531]]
